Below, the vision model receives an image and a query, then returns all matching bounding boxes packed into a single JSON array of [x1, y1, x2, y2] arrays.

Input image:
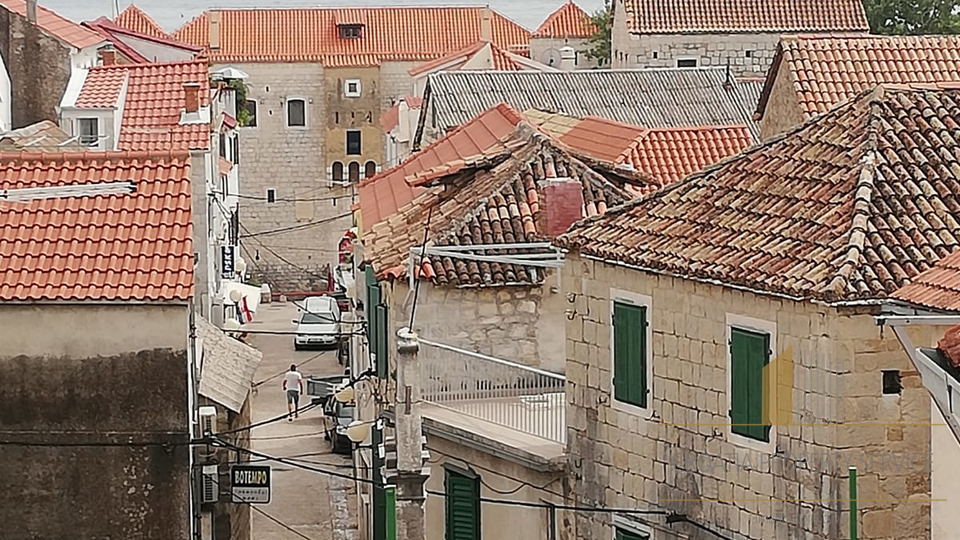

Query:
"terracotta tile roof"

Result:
[[559, 86, 960, 303], [0, 150, 194, 302], [76, 61, 211, 151], [409, 40, 547, 76], [0, 0, 105, 49], [359, 103, 523, 229], [173, 7, 530, 65], [0, 121, 80, 150], [893, 250, 960, 312], [83, 16, 202, 63], [380, 96, 423, 132], [113, 4, 170, 39], [623, 0, 868, 34], [363, 123, 631, 285], [533, 1, 596, 39], [757, 35, 960, 121]]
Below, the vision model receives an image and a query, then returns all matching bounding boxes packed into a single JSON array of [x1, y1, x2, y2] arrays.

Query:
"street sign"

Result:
[[230, 464, 271, 504], [222, 246, 235, 278]]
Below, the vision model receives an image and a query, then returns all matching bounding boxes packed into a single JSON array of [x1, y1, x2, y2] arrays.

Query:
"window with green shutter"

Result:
[[375, 303, 389, 379], [445, 469, 480, 540], [615, 527, 650, 540], [612, 301, 648, 408], [729, 327, 771, 442]]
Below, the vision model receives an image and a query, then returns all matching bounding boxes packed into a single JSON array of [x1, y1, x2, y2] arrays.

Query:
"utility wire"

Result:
[[214, 402, 321, 436], [240, 221, 333, 282], [241, 213, 352, 239], [218, 192, 356, 203], [408, 206, 434, 328], [425, 443, 560, 496], [253, 351, 328, 388]]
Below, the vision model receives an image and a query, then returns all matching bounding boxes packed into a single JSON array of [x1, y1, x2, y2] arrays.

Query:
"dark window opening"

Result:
[[745, 50, 753, 58], [244, 100, 257, 127], [334, 111, 340, 124], [677, 58, 698, 68], [364, 161, 377, 178], [219, 133, 226, 157], [348, 162, 360, 183], [882, 370, 903, 395], [266, 189, 276, 203], [652, 51, 658, 59], [287, 99, 306, 127], [231, 136, 240, 164], [78, 118, 98, 146], [346, 130, 361, 155], [332, 162, 344, 182], [339, 24, 363, 39]]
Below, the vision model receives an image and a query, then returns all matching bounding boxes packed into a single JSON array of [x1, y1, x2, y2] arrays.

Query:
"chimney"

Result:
[[26, 0, 37, 24], [540, 178, 584, 237], [480, 7, 492, 42], [398, 99, 411, 142], [559, 46, 576, 71], [183, 82, 201, 113], [208, 10, 221, 50], [101, 47, 116, 66]]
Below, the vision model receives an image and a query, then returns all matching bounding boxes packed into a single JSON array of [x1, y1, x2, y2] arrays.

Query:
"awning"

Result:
[[196, 317, 262, 413]]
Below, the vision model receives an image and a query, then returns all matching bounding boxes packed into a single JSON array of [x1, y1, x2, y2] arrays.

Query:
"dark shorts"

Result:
[[286, 390, 300, 406]]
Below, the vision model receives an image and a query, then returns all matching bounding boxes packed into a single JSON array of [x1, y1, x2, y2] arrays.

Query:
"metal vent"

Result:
[[201, 465, 219, 504], [199, 406, 217, 435]]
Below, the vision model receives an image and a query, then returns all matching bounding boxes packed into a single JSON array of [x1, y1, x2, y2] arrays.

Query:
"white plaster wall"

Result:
[[0, 52, 10, 132], [931, 400, 960, 540]]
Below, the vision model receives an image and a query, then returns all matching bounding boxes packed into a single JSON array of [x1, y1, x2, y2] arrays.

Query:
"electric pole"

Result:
[[394, 328, 428, 540]]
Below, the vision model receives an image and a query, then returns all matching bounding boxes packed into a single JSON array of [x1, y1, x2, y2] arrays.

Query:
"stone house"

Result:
[[0, 0, 106, 129], [609, 0, 868, 77], [170, 7, 530, 292], [0, 150, 195, 540], [60, 58, 245, 325], [530, 1, 598, 69], [556, 85, 960, 540], [755, 35, 960, 140]]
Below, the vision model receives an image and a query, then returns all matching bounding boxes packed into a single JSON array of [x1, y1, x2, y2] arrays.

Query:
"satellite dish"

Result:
[[540, 48, 562, 67]]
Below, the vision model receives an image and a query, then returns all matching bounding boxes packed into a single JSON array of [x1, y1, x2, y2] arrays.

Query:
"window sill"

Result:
[[726, 428, 775, 455]]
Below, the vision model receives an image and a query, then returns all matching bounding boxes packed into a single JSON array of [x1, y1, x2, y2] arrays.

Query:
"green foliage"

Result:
[[863, 0, 960, 34], [581, 0, 612, 66], [228, 79, 252, 126]]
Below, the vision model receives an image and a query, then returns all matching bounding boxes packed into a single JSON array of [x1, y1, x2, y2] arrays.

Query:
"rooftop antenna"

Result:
[[724, 58, 732, 89], [111, 0, 120, 19]]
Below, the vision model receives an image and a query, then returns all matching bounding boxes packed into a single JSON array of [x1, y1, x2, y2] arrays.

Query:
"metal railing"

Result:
[[420, 338, 566, 444]]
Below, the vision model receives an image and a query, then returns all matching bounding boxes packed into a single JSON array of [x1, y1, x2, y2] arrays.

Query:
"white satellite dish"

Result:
[[540, 48, 562, 67]]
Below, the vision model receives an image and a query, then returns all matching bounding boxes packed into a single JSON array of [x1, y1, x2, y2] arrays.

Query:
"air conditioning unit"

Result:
[[199, 406, 217, 436], [201, 465, 219, 504]]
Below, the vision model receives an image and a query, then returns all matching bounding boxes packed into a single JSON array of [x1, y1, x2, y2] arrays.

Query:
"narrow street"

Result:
[[245, 301, 358, 540]]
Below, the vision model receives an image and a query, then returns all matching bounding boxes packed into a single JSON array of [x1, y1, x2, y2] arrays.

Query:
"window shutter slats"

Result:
[[613, 302, 647, 408], [730, 328, 771, 442]]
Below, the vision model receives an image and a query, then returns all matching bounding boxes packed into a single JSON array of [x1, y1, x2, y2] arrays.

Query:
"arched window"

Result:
[[364, 161, 377, 178], [348, 162, 360, 183], [332, 162, 344, 182]]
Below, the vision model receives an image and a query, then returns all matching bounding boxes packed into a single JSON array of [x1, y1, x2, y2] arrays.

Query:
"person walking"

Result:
[[283, 364, 303, 421]]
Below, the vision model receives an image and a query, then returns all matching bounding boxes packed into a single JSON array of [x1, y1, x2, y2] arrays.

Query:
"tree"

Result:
[[582, 0, 611, 66], [863, 0, 960, 34]]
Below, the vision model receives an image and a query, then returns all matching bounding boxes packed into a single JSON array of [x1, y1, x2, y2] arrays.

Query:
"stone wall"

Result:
[[529, 37, 598, 70], [198, 395, 253, 540], [325, 66, 384, 177], [227, 62, 352, 293], [379, 61, 419, 111], [0, 7, 72, 128], [562, 253, 936, 540], [758, 62, 807, 140]]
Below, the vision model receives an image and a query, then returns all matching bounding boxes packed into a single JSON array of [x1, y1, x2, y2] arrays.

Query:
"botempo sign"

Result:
[[230, 465, 271, 504]]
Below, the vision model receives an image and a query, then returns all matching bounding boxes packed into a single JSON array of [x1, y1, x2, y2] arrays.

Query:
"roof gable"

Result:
[[173, 7, 531, 65], [0, 0, 104, 49], [893, 250, 960, 312], [533, 1, 596, 38], [560, 86, 960, 302], [409, 40, 551, 77], [623, 0, 869, 34], [113, 4, 170, 39]]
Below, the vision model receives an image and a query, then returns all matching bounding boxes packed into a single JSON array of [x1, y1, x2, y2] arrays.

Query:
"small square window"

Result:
[[882, 370, 902, 395], [745, 50, 753, 58], [346, 130, 361, 155], [677, 58, 698, 68], [345, 79, 361, 98], [286, 98, 306, 127], [266, 189, 276, 203], [652, 51, 658, 59], [78, 118, 98, 146]]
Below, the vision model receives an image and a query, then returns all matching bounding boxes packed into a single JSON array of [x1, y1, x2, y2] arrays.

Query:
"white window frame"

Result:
[[344, 79, 362, 98], [609, 288, 654, 421], [265, 188, 277, 204], [285, 97, 308, 129], [676, 57, 699, 68], [612, 514, 652, 539], [242, 98, 258, 129], [725, 313, 778, 453], [77, 117, 100, 147]]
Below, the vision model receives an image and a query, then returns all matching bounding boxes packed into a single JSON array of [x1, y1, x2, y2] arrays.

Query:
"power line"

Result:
[[253, 351, 328, 387], [214, 402, 321, 437], [252, 505, 318, 540], [241, 213, 352, 239], [240, 221, 332, 282], [425, 444, 561, 496]]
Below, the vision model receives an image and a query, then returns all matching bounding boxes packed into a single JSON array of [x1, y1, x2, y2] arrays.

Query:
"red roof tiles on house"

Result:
[[623, 0, 868, 34], [533, 1, 596, 39], [757, 35, 960, 120], [893, 251, 960, 312], [113, 4, 170, 39], [173, 7, 530, 65], [76, 61, 211, 151], [84, 16, 202, 64], [0, 0, 105, 49], [0, 150, 194, 302], [408, 40, 539, 76], [560, 85, 960, 302]]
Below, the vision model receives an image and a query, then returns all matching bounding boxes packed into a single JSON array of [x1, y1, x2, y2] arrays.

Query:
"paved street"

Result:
[[245, 301, 358, 540]]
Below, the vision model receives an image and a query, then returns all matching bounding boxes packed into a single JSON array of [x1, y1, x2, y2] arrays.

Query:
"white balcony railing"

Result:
[[420, 338, 566, 445]]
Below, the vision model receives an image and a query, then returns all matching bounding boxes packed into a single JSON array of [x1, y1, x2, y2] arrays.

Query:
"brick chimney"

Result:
[[101, 47, 116, 66], [26, 0, 37, 24], [539, 178, 584, 237], [183, 82, 201, 113], [480, 7, 492, 42], [208, 10, 221, 50]]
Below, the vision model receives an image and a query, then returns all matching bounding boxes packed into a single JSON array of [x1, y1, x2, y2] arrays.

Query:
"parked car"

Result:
[[293, 296, 341, 350], [325, 400, 355, 455]]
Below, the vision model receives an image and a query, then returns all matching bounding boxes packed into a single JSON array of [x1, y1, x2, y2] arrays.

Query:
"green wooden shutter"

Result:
[[445, 470, 480, 540], [730, 328, 770, 442], [375, 304, 389, 379], [615, 527, 650, 540], [613, 302, 647, 408], [368, 283, 382, 356]]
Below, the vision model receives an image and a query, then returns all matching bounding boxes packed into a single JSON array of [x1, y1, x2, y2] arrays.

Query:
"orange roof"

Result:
[[113, 4, 170, 39], [408, 40, 537, 76], [0, 150, 194, 302], [758, 35, 960, 120], [0, 0, 104, 49], [75, 61, 211, 151], [623, 0, 868, 34], [380, 96, 423, 132], [893, 250, 960, 312], [533, 1, 596, 39], [173, 7, 530, 65], [358, 103, 523, 228]]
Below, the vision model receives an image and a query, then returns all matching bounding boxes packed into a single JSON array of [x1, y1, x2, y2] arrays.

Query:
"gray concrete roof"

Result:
[[419, 67, 763, 143], [197, 317, 262, 413]]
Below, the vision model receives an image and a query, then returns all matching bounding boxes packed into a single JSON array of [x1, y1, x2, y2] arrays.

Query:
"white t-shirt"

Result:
[[284, 371, 302, 393]]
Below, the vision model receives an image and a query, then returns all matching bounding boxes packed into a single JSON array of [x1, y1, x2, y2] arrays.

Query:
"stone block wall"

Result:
[[529, 37, 598, 70], [198, 395, 253, 540], [611, 30, 782, 78], [758, 61, 807, 140], [227, 62, 353, 293], [379, 61, 419, 111], [0, 8, 72, 128], [562, 253, 935, 540]]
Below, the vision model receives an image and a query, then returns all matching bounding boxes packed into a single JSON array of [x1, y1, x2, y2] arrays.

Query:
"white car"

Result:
[[293, 296, 341, 350]]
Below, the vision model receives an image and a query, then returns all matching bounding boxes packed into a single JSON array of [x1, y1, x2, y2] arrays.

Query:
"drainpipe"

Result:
[[849, 467, 858, 540]]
